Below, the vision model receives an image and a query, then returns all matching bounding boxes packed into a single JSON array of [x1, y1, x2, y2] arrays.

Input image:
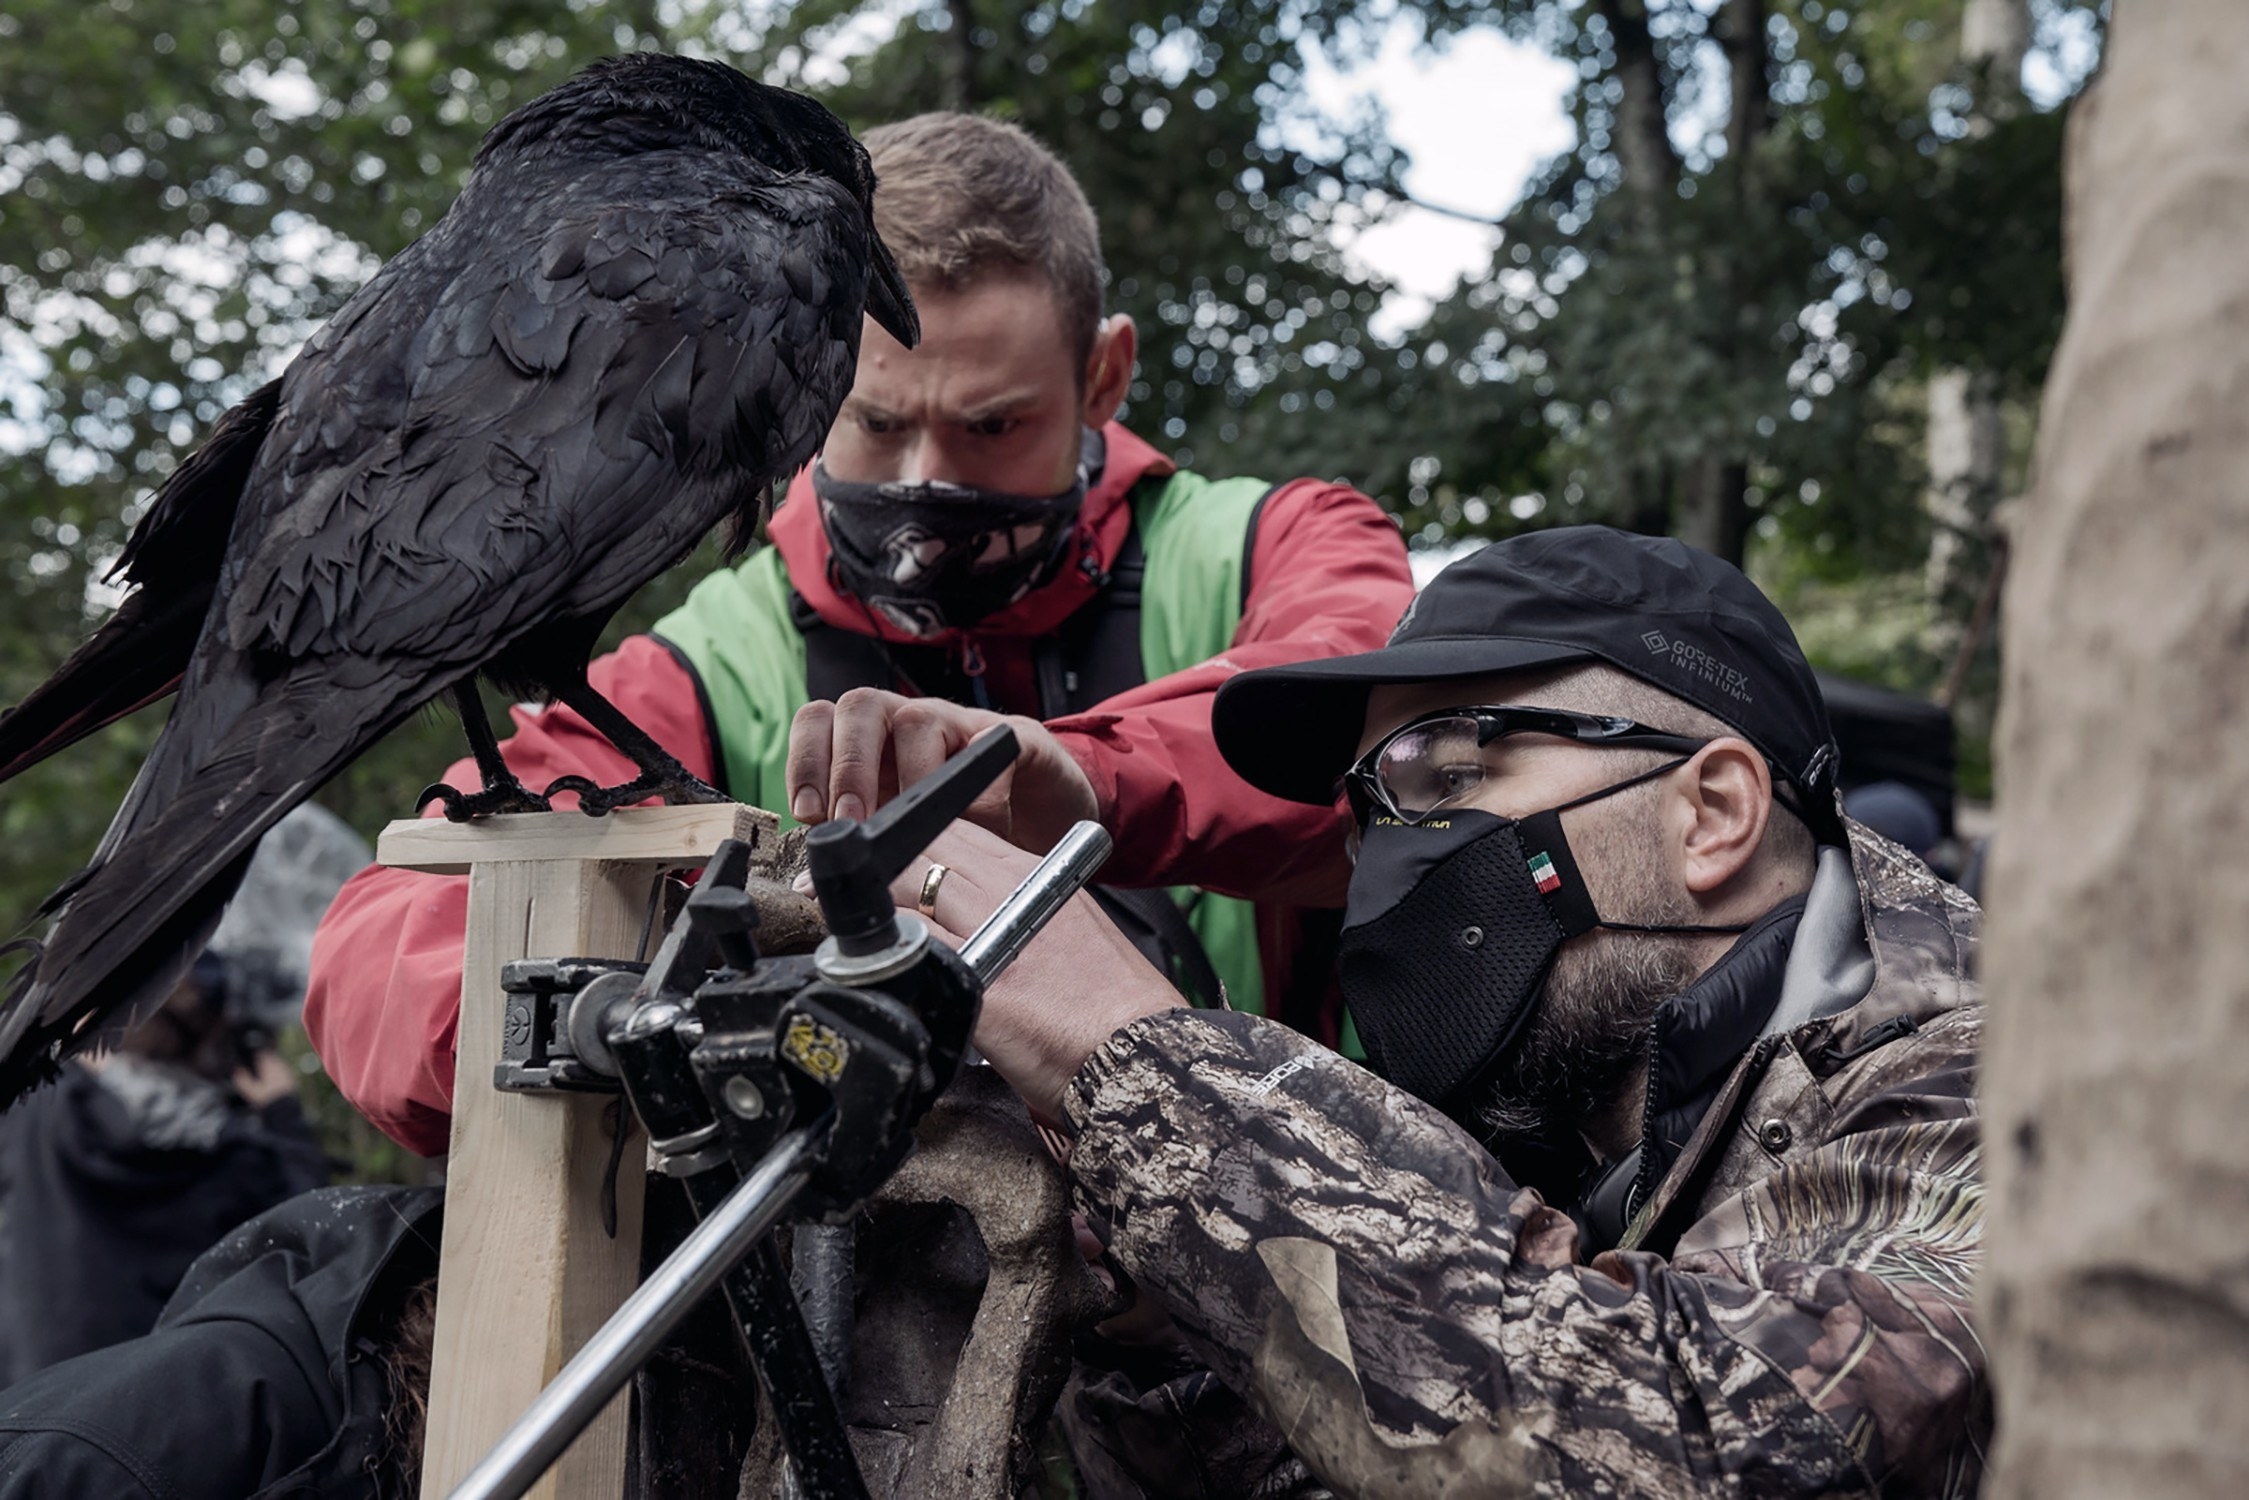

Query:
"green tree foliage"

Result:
[[0, 0, 2098, 924], [1381, 0, 2094, 579]]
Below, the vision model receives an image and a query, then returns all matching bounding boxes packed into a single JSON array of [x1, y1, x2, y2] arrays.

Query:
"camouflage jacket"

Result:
[[1062, 828, 1985, 1498]]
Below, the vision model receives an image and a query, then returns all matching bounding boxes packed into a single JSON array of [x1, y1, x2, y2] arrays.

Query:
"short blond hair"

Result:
[[863, 113, 1105, 366]]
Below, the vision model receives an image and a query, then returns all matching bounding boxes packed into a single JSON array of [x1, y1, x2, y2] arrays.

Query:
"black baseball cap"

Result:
[[1213, 525, 1844, 840]]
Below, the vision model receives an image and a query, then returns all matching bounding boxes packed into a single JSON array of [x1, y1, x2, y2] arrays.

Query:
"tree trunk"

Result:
[[1591, 0, 1682, 208], [1924, 0, 2029, 642], [1621, 459, 1674, 539], [943, 0, 979, 112], [1980, 5, 2249, 1498], [1678, 455, 1749, 566], [1962, 0, 2032, 90], [1923, 365, 2006, 638], [1723, 0, 1769, 164], [1681, 0, 1764, 568]]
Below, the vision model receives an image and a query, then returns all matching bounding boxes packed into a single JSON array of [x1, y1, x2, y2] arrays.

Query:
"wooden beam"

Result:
[[391, 803, 778, 1499], [377, 802, 776, 875]]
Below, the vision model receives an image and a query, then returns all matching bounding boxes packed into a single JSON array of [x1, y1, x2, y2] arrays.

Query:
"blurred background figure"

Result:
[[0, 951, 328, 1384], [1817, 670, 1971, 883], [1844, 779, 1946, 861], [0, 804, 368, 1385]]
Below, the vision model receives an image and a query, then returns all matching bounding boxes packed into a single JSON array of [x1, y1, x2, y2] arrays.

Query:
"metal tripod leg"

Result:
[[679, 1185, 869, 1498], [445, 1128, 824, 1500]]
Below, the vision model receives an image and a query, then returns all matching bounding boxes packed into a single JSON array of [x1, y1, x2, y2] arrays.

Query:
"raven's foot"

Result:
[[417, 776, 555, 822], [541, 770, 729, 818]]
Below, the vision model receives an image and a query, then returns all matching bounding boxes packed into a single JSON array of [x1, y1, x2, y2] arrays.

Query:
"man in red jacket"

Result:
[[303, 112, 1413, 1156]]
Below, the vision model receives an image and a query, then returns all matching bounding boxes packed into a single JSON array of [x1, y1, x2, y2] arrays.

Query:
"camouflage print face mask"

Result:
[[812, 460, 1085, 639]]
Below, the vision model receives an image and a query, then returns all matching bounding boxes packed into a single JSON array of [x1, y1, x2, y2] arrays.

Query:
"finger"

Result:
[[885, 822, 1034, 933], [891, 699, 964, 793], [785, 700, 837, 823], [893, 854, 1000, 939], [826, 687, 902, 824]]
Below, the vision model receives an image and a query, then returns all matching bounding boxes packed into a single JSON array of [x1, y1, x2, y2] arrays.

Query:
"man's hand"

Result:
[[231, 1048, 300, 1110], [886, 820, 1182, 1125], [787, 689, 1100, 852]]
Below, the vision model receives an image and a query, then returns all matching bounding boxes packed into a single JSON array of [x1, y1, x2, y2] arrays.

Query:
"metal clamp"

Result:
[[493, 958, 645, 1092]]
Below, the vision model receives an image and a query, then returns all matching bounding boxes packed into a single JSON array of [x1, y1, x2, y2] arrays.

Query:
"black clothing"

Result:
[[0, 1185, 441, 1500], [0, 1060, 329, 1384]]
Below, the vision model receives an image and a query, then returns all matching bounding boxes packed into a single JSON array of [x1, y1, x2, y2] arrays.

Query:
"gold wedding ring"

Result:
[[916, 862, 950, 919]]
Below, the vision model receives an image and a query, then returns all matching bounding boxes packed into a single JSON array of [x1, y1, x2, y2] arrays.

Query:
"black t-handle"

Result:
[[805, 727, 1020, 957]]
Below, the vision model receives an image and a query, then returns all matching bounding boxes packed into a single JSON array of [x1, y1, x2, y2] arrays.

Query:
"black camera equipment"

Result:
[[446, 727, 1112, 1500]]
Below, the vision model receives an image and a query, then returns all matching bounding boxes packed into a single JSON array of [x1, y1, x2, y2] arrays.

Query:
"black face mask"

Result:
[[813, 460, 1086, 639], [1336, 760, 1746, 1116]]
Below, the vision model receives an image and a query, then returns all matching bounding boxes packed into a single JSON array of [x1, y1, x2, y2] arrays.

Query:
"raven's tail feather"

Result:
[[0, 582, 207, 785], [0, 873, 243, 1106], [0, 660, 428, 1105], [0, 378, 278, 787], [0, 940, 50, 1099]]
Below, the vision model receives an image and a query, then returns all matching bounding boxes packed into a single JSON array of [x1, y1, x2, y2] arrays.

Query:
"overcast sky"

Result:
[[1303, 22, 1578, 330], [1305, 6, 2098, 333]]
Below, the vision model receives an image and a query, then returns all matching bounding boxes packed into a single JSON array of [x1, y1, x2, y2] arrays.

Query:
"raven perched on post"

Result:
[[0, 53, 917, 1100]]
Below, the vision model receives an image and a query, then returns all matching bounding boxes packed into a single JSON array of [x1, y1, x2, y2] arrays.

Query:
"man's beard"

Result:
[[1466, 802, 1702, 1147], [1466, 931, 1700, 1144]]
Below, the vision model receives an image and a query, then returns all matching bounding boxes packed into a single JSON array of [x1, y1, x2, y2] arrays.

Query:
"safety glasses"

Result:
[[1341, 705, 1712, 829]]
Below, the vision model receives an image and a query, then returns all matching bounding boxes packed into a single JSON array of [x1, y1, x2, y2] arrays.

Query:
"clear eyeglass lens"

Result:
[[1376, 716, 1489, 818]]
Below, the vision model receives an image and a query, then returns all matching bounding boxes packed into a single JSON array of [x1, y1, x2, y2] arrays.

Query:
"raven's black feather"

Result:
[[0, 55, 917, 1100], [0, 380, 280, 782]]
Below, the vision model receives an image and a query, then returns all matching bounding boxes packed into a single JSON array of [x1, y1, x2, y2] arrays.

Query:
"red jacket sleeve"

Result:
[[1049, 479, 1410, 909], [301, 635, 716, 1155]]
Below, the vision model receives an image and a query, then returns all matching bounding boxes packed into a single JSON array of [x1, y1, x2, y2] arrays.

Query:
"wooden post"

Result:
[[378, 805, 779, 1500]]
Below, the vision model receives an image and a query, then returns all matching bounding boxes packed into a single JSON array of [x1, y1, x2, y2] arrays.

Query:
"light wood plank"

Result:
[[396, 805, 777, 1498], [378, 803, 777, 874]]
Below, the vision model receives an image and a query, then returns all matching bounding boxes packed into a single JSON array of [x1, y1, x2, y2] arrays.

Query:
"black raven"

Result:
[[0, 53, 917, 1099]]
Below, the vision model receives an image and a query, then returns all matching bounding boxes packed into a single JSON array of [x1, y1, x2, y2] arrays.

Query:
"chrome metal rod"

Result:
[[447, 1128, 821, 1500], [959, 820, 1113, 986]]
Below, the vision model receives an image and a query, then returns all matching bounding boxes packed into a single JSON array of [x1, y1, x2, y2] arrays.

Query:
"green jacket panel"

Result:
[[1126, 471, 1273, 1013], [650, 546, 806, 823]]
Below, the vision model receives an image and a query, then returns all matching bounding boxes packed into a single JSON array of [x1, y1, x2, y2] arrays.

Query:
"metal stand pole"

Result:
[[959, 823, 1111, 985], [447, 1127, 820, 1500]]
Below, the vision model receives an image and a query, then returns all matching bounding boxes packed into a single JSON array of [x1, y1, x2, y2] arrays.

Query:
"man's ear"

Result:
[[1082, 314, 1136, 428], [1674, 737, 1773, 897]]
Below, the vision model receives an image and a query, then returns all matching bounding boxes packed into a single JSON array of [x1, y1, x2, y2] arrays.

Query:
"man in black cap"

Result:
[[898, 526, 1989, 1497]]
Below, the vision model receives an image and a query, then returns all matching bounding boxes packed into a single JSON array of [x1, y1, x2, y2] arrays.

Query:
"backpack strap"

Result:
[[1090, 886, 1229, 1010], [793, 589, 898, 704], [1039, 519, 1149, 717]]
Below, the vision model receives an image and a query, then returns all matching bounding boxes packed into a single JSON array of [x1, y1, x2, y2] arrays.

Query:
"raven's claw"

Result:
[[417, 777, 555, 822], [541, 770, 729, 817]]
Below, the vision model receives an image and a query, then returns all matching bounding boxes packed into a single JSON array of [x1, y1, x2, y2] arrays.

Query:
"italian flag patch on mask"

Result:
[[1528, 850, 1563, 894]]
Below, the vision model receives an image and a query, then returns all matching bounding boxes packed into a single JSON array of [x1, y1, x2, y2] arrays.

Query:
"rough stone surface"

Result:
[[736, 1067, 1109, 1498], [1981, 7, 2249, 1494]]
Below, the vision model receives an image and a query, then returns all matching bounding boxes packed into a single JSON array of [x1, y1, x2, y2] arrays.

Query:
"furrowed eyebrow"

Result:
[[951, 390, 1044, 425], [840, 396, 907, 426]]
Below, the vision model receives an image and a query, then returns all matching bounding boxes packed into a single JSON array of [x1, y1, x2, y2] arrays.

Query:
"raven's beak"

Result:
[[866, 237, 920, 350]]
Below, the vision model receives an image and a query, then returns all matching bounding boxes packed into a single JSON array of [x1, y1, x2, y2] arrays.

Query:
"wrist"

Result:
[[1036, 994, 1179, 1124], [1046, 727, 1117, 830]]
